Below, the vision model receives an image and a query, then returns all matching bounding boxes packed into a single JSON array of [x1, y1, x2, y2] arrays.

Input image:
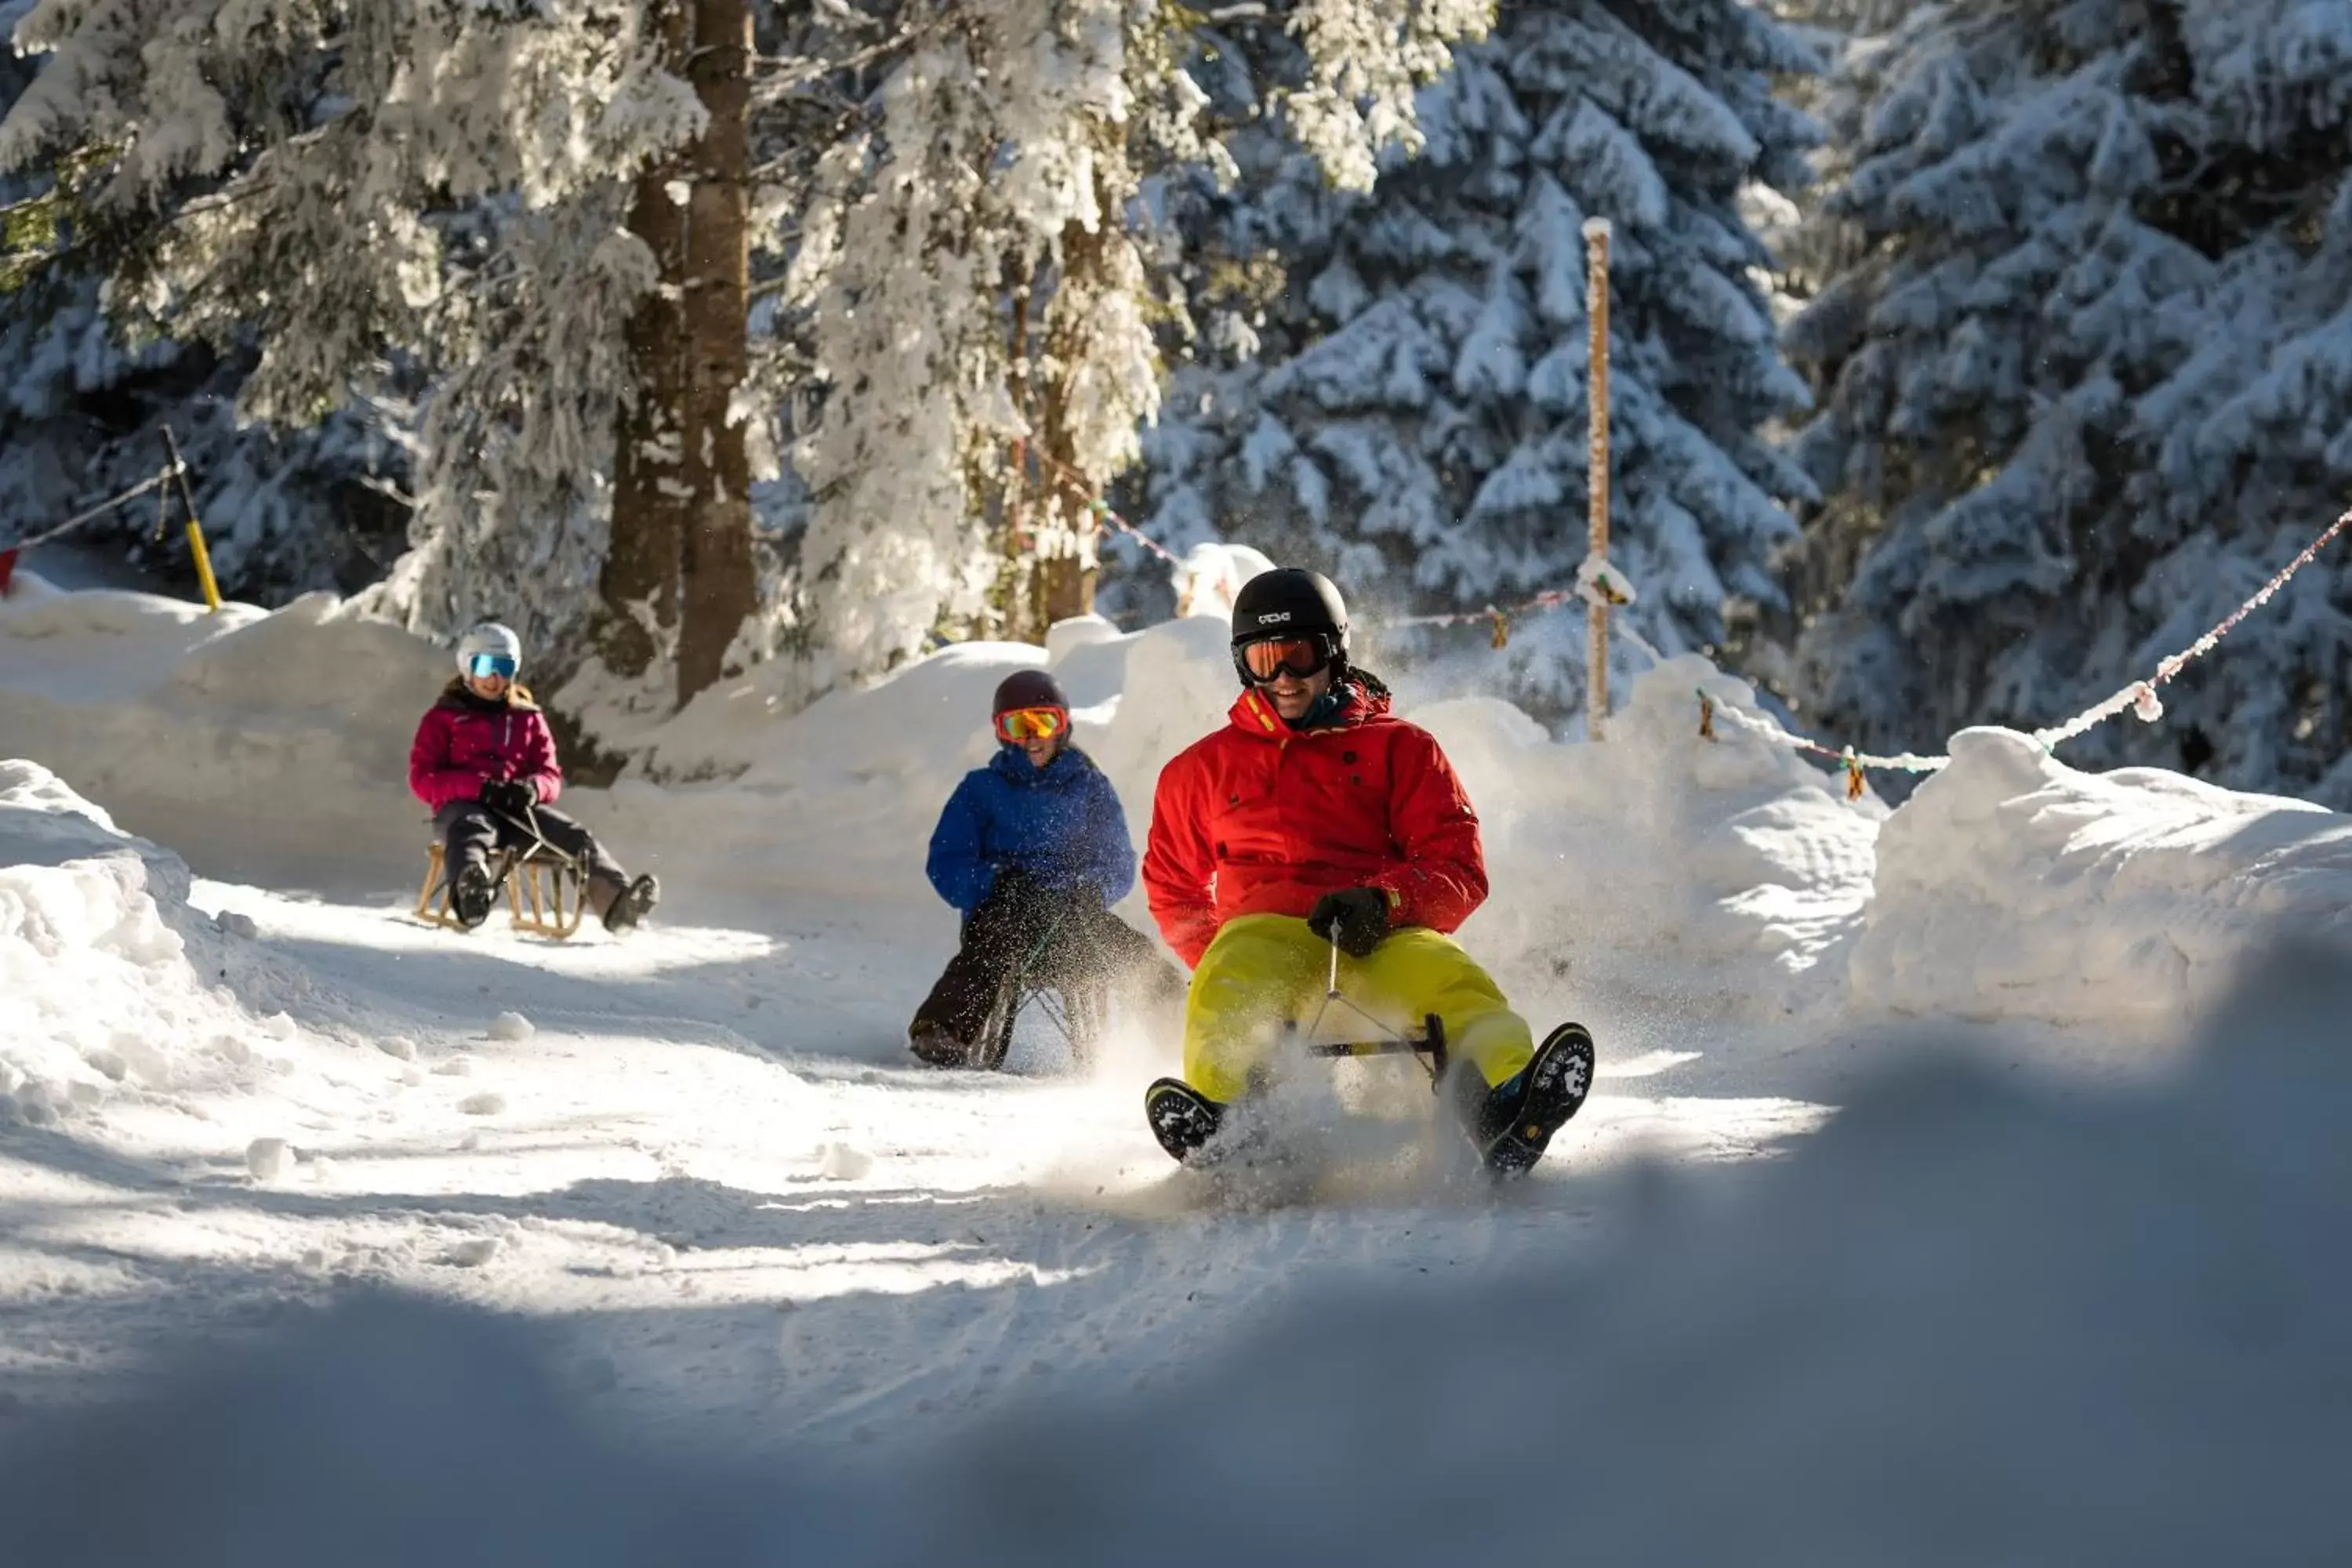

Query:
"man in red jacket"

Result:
[[409, 622, 659, 934], [1141, 568, 1593, 1176]]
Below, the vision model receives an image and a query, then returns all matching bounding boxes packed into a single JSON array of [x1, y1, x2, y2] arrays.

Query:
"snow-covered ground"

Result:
[[5, 568, 2350, 1557]]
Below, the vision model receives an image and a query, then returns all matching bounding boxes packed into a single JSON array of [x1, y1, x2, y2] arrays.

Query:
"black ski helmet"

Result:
[[992, 668, 1069, 716], [1229, 568, 1349, 685], [1230, 568, 1348, 646]]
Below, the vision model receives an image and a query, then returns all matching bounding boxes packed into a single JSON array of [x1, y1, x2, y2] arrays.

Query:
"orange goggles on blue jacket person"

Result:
[[994, 706, 1069, 743]]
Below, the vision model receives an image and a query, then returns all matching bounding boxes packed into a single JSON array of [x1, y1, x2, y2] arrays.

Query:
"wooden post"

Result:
[[1583, 216, 1612, 740]]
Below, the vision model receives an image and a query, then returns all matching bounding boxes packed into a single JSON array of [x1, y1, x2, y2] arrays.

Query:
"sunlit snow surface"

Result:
[[5, 569, 2350, 1561]]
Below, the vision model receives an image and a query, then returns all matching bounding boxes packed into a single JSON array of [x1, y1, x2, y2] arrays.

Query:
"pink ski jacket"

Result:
[[408, 680, 564, 811]]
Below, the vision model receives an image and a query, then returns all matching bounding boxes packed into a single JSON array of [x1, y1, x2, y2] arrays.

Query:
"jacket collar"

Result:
[[438, 676, 541, 713], [1225, 672, 1393, 738], [989, 743, 1088, 786]]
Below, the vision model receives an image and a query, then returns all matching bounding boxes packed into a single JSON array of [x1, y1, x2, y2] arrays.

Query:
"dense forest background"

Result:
[[4, 0, 2347, 801]]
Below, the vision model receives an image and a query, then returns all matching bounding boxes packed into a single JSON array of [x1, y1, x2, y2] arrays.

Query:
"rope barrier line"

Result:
[[1018, 449, 1187, 569], [1038, 448, 1642, 647], [1694, 503, 2352, 796], [1030, 458, 2348, 793], [1699, 693, 1946, 800], [2026, 503, 2352, 752], [1083, 496, 1185, 568], [0, 460, 184, 556], [0, 432, 222, 612], [1086, 500, 1639, 648]]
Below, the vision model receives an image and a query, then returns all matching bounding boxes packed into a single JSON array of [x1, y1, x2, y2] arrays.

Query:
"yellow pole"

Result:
[[1583, 215, 1613, 741], [160, 423, 223, 612], [184, 515, 223, 612]]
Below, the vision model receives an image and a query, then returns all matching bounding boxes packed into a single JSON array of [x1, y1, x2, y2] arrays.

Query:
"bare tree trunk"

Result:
[[597, 2, 692, 684], [1033, 468, 1098, 626], [601, 0, 756, 709], [1000, 268, 1043, 644], [674, 0, 757, 706], [1036, 191, 1112, 627]]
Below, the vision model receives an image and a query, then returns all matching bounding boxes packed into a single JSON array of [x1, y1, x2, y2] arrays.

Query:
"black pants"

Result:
[[912, 884, 1185, 1047], [435, 800, 631, 916]]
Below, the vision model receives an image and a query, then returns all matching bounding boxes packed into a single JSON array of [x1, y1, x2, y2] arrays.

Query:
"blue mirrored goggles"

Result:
[[468, 652, 519, 680]]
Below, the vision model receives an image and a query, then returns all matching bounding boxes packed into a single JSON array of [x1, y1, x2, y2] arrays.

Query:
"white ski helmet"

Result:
[[456, 621, 523, 678]]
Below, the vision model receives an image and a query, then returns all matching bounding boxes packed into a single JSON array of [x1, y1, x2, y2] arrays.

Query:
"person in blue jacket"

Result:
[[909, 670, 1183, 1066]]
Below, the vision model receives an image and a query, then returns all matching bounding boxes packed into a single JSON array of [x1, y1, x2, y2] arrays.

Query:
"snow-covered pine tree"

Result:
[[1135, 0, 1823, 721], [0, 288, 410, 597], [1759, 0, 1910, 33], [0, 0, 707, 675], [1780, 0, 2352, 804], [0, 27, 407, 599], [2, 0, 1499, 698], [780, 0, 1497, 682]]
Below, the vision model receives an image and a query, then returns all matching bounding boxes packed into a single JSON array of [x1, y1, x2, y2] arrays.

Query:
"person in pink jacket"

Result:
[[408, 622, 659, 933]]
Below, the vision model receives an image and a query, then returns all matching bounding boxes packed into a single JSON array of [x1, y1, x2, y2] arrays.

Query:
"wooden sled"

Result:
[[415, 840, 587, 940]]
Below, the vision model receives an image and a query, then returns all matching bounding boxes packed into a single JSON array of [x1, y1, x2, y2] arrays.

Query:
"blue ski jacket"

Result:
[[926, 745, 1138, 915]]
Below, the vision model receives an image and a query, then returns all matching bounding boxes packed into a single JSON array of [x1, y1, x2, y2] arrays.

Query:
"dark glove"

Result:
[[985, 865, 1037, 912], [481, 779, 537, 817], [1307, 887, 1391, 958]]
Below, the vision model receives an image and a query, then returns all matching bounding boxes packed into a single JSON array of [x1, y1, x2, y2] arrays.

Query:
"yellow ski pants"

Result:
[[1181, 913, 1534, 1105]]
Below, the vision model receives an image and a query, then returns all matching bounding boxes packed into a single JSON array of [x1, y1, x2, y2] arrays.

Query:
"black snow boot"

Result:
[[1145, 1077, 1227, 1165], [1453, 1022, 1595, 1177], [908, 1021, 971, 1068], [450, 860, 497, 931], [602, 873, 660, 935]]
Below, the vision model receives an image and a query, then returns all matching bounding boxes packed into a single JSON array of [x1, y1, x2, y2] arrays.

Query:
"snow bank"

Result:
[[9, 570, 2346, 1040], [0, 1294, 779, 1568], [0, 761, 256, 1122], [0, 575, 448, 880], [1856, 728, 2352, 1025], [592, 640, 1069, 912], [11, 944, 2348, 1563], [1415, 655, 1881, 1013]]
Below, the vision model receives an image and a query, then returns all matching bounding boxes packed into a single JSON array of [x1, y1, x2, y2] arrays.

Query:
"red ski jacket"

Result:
[[1142, 677, 1488, 967], [408, 681, 564, 812]]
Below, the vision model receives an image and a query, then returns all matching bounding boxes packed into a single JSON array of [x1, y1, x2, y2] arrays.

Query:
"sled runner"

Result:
[[962, 898, 1109, 1072], [413, 806, 588, 940]]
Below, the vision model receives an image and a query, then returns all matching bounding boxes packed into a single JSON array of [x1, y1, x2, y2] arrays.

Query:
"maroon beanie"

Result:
[[993, 669, 1068, 715]]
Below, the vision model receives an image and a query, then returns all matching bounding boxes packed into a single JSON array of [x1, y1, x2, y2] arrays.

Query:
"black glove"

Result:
[[1307, 887, 1391, 958], [986, 865, 1037, 912], [481, 779, 537, 817]]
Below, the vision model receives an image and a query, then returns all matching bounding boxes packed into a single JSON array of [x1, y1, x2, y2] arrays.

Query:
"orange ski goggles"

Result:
[[1235, 633, 1339, 684], [994, 705, 1069, 743]]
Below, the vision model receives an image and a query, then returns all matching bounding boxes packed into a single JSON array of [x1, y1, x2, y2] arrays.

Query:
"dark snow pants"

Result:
[[911, 882, 1185, 1048], [434, 800, 632, 917]]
